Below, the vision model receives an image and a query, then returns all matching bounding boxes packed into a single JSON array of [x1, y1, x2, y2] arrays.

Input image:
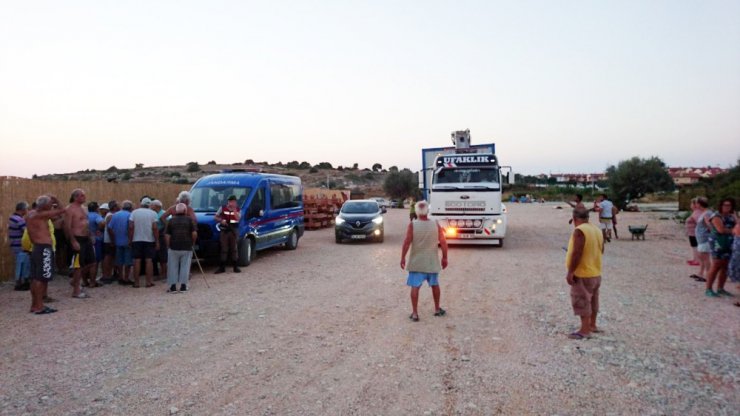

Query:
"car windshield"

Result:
[[190, 186, 252, 212], [341, 201, 379, 214]]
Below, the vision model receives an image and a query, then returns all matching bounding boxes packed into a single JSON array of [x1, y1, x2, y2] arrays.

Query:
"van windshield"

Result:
[[191, 186, 252, 212]]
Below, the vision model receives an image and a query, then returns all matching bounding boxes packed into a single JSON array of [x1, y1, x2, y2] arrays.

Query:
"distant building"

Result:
[[549, 173, 608, 185], [667, 167, 727, 186]]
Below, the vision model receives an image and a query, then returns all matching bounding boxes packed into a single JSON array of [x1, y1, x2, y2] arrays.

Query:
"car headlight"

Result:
[[335, 217, 345, 225], [372, 217, 383, 224], [496, 219, 503, 224]]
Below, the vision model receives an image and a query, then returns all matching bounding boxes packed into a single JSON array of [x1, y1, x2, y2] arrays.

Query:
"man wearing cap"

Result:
[[214, 195, 241, 274], [128, 197, 159, 287]]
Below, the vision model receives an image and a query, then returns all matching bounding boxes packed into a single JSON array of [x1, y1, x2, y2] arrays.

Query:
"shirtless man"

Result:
[[64, 189, 94, 298], [566, 194, 585, 224], [27, 195, 66, 314]]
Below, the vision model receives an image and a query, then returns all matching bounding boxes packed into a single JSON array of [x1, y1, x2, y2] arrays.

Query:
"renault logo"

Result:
[[356, 221, 361, 227], [460, 195, 470, 200]]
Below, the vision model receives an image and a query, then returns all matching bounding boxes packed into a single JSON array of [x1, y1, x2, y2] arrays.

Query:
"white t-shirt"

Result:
[[129, 208, 158, 242], [599, 200, 614, 219], [103, 212, 113, 243]]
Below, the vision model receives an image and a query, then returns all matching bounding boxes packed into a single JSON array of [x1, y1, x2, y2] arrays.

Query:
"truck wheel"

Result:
[[238, 238, 255, 267], [498, 239, 504, 248], [285, 229, 299, 250]]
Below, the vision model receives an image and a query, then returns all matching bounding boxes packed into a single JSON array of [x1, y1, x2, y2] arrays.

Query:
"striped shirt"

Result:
[[8, 214, 26, 255]]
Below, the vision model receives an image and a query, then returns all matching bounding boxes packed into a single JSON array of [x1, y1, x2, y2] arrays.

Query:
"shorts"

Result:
[[115, 246, 133, 266], [570, 276, 601, 317], [30, 244, 54, 282], [70, 236, 96, 269], [407, 272, 439, 288], [688, 236, 698, 248], [95, 239, 104, 262], [599, 218, 613, 230], [709, 236, 733, 260], [132, 241, 156, 260], [104, 243, 116, 256], [697, 242, 710, 253]]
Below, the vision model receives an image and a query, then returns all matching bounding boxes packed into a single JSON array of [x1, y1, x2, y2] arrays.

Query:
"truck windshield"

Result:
[[190, 186, 252, 212], [433, 168, 500, 190]]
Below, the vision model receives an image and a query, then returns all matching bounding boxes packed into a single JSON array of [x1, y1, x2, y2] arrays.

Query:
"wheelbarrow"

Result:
[[628, 225, 648, 240]]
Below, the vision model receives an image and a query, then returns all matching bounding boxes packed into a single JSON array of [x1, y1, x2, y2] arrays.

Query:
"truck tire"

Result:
[[498, 239, 504, 248], [285, 229, 299, 250], [237, 237, 255, 267]]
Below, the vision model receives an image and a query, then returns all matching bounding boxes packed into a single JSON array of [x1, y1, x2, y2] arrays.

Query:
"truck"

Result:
[[419, 130, 511, 246]]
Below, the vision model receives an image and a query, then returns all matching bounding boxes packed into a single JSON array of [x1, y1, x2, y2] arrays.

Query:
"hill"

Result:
[[32, 160, 402, 198]]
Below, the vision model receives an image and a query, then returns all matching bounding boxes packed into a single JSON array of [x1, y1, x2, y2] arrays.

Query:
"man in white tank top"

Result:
[[400, 200, 449, 322]]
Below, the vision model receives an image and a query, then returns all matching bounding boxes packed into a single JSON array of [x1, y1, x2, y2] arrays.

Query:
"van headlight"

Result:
[[372, 217, 383, 224], [336, 217, 345, 225]]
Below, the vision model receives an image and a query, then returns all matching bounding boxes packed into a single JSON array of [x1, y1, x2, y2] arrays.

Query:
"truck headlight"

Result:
[[336, 217, 345, 225], [496, 219, 503, 224], [372, 217, 383, 224]]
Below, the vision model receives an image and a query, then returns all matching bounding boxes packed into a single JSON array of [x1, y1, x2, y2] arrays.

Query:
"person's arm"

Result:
[[152, 220, 159, 250], [710, 216, 731, 234], [191, 223, 198, 246], [438, 224, 448, 269], [63, 206, 79, 251], [164, 224, 171, 250], [565, 200, 577, 208], [566, 229, 585, 285], [400, 222, 414, 269], [128, 218, 134, 246], [108, 219, 116, 245], [214, 207, 224, 225]]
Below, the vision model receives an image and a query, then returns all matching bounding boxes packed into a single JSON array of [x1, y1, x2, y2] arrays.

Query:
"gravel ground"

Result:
[[0, 204, 738, 416]]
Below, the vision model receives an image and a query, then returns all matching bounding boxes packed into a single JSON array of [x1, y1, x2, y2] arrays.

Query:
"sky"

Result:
[[1, 0, 739, 178]]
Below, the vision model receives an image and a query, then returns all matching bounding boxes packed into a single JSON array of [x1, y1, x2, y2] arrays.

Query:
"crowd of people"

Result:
[[684, 197, 739, 302], [8, 189, 199, 314]]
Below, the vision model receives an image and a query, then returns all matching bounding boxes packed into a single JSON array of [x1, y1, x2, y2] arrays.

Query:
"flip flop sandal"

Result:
[[33, 306, 57, 314], [72, 292, 90, 299], [434, 308, 447, 317], [409, 314, 419, 322], [690, 274, 707, 282], [568, 332, 590, 340], [145, 283, 155, 288]]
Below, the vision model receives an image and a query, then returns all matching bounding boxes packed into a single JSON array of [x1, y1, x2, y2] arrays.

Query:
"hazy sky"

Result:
[[1, 0, 739, 178]]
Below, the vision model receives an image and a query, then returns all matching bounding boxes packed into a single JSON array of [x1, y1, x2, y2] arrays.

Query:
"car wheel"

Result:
[[285, 229, 299, 250], [237, 237, 255, 267], [377, 233, 384, 243]]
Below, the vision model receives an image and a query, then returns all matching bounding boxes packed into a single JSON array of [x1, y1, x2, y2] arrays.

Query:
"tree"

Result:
[[244, 159, 255, 165], [309, 167, 319, 173], [388, 166, 399, 173], [352, 163, 359, 170], [316, 162, 333, 169], [299, 161, 312, 169], [372, 163, 382, 172], [186, 162, 201, 172], [286, 161, 300, 169], [606, 156, 675, 209], [207, 160, 217, 165], [135, 163, 144, 169], [383, 169, 418, 200]]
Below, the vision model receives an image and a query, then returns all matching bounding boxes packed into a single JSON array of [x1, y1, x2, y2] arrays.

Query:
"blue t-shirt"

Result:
[[108, 210, 132, 247], [88, 212, 104, 242]]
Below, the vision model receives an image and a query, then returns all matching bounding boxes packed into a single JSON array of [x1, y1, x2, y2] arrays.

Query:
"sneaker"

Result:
[[717, 289, 734, 297], [14, 283, 24, 291], [180, 284, 187, 292], [705, 289, 720, 298], [167, 284, 177, 293], [233, 267, 241, 273]]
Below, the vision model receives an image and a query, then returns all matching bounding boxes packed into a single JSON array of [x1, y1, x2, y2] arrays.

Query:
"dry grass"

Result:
[[0, 178, 186, 281]]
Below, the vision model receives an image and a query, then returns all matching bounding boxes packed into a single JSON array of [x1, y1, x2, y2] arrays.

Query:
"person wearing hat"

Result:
[[128, 197, 160, 287], [214, 195, 241, 274], [85, 201, 105, 287]]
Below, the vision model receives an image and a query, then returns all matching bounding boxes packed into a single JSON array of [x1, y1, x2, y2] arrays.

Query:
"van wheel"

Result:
[[285, 229, 299, 250], [498, 239, 504, 248], [238, 238, 255, 267]]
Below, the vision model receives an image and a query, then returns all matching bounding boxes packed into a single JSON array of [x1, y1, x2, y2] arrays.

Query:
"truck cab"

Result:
[[190, 171, 305, 266], [421, 130, 511, 246]]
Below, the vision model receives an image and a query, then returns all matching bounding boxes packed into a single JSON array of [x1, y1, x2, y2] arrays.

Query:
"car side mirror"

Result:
[[381, 207, 387, 214], [259, 209, 264, 217]]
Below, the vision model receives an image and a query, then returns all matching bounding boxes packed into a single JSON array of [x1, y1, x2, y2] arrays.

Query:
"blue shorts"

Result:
[[407, 272, 439, 288], [115, 246, 132, 266]]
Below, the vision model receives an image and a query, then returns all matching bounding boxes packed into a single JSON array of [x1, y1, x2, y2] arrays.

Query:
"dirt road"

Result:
[[1, 204, 737, 415]]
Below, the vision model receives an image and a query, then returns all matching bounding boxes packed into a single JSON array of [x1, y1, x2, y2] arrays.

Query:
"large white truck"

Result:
[[420, 130, 511, 246]]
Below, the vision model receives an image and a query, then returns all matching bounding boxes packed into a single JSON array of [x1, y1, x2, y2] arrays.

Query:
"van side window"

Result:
[[247, 187, 266, 218], [270, 183, 301, 210]]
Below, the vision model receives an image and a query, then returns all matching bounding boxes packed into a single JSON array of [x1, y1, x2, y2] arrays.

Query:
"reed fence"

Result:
[[0, 178, 187, 281]]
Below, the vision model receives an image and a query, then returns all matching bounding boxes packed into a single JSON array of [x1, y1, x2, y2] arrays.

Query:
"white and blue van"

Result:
[[190, 171, 304, 266]]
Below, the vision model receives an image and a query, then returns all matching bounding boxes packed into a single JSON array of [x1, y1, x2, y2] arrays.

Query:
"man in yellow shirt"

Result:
[[565, 206, 604, 339]]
